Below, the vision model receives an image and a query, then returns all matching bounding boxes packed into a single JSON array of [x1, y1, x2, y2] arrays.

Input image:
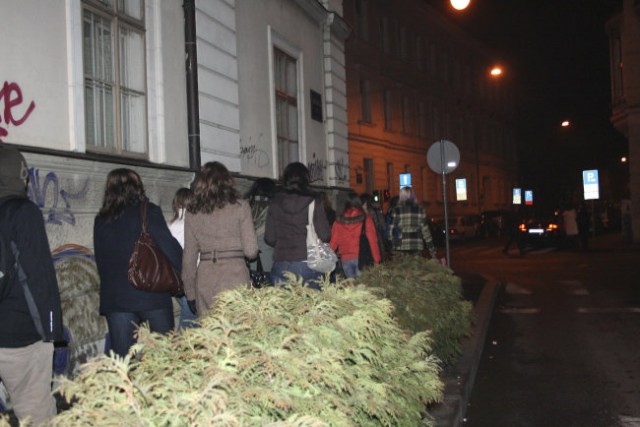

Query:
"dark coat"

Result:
[[0, 197, 63, 347], [94, 201, 182, 314], [264, 190, 331, 262]]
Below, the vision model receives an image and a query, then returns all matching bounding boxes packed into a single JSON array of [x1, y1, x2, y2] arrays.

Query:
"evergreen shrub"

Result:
[[357, 254, 474, 365], [51, 275, 443, 426]]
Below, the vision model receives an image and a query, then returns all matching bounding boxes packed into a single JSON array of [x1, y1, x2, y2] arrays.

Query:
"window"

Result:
[[364, 158, 374, 194], [383, 90, 393, 130], [82, 0, 147, 155], [359, 79, 372, 123], [355, 0, 369, 41], [402, 96, 412, 134], [418, 101, 427, 138], [381, 16, 391, 54], [610, 34, 623, 102], [274, 48, 299, 176]]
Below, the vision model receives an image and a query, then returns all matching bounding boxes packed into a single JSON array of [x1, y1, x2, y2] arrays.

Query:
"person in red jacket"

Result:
[[330, 192, 381, 278]]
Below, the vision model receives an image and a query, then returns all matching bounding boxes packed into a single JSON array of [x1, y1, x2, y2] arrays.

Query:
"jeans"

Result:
[[176, 295, 198, 330], [341, 259, 360, 278], [271, 260, 325, 290], [105, 308, 174, 357]]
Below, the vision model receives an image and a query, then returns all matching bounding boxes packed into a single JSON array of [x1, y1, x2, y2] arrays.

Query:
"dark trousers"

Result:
[[105, 308, 174, 357], [271, 260, 324, 290]]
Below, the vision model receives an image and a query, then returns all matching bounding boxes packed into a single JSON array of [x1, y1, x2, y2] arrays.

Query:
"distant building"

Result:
[[607, 0, 640, 243], [343, 0, 517, 219]]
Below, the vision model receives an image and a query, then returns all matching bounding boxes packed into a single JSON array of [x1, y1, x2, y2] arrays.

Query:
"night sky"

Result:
[[429, 0, 628, 211]]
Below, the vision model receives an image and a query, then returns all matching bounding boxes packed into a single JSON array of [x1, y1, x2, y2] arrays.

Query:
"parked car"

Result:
[[433, 216, 480, 243], [518, 215, 565, 248]]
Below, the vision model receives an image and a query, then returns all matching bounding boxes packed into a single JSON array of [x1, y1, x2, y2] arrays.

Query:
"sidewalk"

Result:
[[430, 272, 503, 427]]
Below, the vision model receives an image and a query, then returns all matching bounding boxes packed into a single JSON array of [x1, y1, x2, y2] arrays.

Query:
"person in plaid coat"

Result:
[[387, 187, 438, 259]]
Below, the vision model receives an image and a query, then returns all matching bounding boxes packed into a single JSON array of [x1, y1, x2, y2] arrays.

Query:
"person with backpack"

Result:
[[329, 192, 381, 278], [0, 145, 63, 425]]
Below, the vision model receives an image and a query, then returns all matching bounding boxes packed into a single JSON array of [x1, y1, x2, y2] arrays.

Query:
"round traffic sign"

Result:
[[427, 140, 460, 174]]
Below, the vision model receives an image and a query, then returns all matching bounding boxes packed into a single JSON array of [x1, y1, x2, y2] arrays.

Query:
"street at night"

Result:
[[448, 233, 640, 426]]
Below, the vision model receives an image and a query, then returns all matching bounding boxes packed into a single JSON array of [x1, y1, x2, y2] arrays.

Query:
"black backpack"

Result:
[[0, 197, 19, 301]]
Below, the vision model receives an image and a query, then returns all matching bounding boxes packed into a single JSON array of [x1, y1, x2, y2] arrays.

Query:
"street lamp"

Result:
[[450, 0, 471, 11], [490, 66, 503, 77], [561, 120, 571, 127]]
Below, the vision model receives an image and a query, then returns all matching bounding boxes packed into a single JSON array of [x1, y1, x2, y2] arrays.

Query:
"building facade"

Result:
[[1, 0, 350, 374], [607, 0, 640, 242], [191, 0, 350, 194], [343, 0, 517, 220]]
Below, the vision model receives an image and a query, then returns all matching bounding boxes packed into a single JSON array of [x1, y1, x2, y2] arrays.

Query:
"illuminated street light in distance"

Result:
[[561, 120, 570, 127], [621, 156, 628, 163], [450, 0, 471, 11], [490, 67, 503, 77]]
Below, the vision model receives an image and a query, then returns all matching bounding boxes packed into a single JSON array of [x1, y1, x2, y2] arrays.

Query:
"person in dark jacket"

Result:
[[330, 192, 381, 278], [265, 162, 331, 289], [0, 145, 63, 425], [94, 168, 182, 358]]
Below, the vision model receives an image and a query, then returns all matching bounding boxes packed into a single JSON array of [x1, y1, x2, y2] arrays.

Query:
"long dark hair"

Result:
[[343, 191, 363, 212], [171, 187, 193, 223], [98, 168, 146, 222], [282, 162, 312, 194], [188, 161, 240, 214]]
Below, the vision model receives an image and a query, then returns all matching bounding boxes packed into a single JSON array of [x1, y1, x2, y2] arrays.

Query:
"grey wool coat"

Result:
[[182, 200, 258, 315]]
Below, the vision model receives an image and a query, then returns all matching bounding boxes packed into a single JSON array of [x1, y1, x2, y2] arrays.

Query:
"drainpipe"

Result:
[[184, 0, 201, 171]]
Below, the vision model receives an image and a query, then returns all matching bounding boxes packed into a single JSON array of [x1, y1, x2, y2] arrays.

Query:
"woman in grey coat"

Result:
[[182, 162, 258, 316]]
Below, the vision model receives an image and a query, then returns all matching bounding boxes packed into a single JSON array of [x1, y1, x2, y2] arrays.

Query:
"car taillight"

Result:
[[546, 223, 558, 231], [518, 223, 527, 232]]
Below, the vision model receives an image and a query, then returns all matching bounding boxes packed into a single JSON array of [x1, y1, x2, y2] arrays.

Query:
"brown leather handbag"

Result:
[[128, 199, 183, 293]]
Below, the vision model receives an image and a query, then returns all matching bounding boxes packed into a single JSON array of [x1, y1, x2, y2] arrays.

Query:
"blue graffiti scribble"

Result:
[[27, 168, 89, 226]]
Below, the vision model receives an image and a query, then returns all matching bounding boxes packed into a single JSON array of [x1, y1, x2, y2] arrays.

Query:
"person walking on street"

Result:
[[330, 192, 381, 278], [0, 146, 64, 425], [503, 207, 524, 256], [577, 204, 591, 251], [387, 187, 439, 261], [562, 204, 579, 251], [94, 169, 182, 358], [264, 162, 331, 289], [182, 162, 258, 316]]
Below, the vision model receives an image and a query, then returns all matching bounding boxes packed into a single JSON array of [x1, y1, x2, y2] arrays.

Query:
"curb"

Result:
[[431, 278, 504, 427]]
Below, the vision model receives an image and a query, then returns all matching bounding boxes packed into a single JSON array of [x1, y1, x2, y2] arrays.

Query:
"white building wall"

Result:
[[232, 0, 349, 185], [0, 0, 193, 374], [195, 0, 242, 171]]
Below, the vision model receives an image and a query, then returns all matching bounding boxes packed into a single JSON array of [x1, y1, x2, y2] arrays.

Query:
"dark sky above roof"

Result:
[[427, 0, 628, 207]]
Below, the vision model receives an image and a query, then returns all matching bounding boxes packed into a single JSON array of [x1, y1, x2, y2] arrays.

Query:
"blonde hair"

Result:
[[398, 186, 416, 205]]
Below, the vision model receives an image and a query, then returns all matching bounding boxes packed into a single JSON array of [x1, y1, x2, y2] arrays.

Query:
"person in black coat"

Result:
[[0, 146, 63, 425], [94, 168, 182, 358]]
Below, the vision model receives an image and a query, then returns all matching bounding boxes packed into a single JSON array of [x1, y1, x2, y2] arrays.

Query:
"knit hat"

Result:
[[0, 145, 29, 199]]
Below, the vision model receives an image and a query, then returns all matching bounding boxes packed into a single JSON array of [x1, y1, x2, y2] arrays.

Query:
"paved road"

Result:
[[447, 234, 640, 427]]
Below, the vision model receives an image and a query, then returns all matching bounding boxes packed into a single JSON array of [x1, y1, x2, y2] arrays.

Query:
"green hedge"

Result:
[[49, 276, 443, 427], [357, 255, 474, 365]]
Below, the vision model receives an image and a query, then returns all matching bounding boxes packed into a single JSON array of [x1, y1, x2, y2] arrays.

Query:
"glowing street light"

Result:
[[490, 66, 503, 77], [450, 0, 471, 11], [621, 156, 628, 163], [561, 120, 570, 127]]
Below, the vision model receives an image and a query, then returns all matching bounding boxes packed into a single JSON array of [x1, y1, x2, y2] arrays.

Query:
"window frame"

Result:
[[273, 47, 300, 178], [81, 0, 148, 158]]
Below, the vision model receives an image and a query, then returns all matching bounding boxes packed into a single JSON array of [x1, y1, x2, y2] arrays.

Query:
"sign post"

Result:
[[427, 140, 460, 267], [583, 169, 599, 238]]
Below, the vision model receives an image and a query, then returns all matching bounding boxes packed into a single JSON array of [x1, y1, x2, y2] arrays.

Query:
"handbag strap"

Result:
[[361, 217, 367, 236], [139, 199, 148, 234], [308, 200, 315, 226], [256, 251, 264, 272]]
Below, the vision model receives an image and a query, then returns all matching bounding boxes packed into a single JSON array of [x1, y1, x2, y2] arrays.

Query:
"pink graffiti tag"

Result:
[[0, 81, 36, 142]]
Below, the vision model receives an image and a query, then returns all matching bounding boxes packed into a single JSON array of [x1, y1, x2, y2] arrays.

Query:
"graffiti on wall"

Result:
[[309, 153, 326, 183], [0, 81, 36, 142], [330, 157, 349, 183], [240, 134, 270, 168], [28, 168, 89, 226]]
